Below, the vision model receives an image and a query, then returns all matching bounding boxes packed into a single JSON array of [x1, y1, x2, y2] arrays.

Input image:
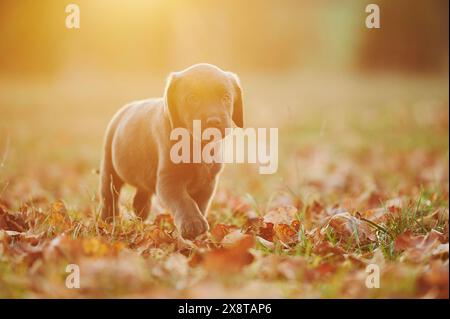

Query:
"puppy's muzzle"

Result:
[[206, 116, 222, 128]]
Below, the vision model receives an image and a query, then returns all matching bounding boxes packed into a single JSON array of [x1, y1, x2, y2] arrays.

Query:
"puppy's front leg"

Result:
[[156, 174, 209, 240], [191, 179, 218, 215]]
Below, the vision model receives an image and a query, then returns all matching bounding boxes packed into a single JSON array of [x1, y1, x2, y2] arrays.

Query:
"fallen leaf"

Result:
[[263, 205, 297, 225], [211, 223, 235, 242], [394, 231, 424, 252], [395, 230, 445, 263], [202, 234, 255, 273], [0, 204, 28, 232], [322, 212, 375, 245], [274, 223, 297, 244]]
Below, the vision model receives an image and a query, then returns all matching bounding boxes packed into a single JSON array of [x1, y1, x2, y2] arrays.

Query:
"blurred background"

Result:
[[0, 0, 448, 76], [0, 0, 448, 209]]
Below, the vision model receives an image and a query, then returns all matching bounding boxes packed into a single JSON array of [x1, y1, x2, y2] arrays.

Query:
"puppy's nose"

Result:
[[206, 116, 222, 128]]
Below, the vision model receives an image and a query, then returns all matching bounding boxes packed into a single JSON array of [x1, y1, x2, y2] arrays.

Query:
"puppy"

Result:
[[99, 63, 243, 239]]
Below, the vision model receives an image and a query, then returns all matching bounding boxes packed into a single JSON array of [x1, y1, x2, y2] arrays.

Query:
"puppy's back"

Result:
[[108, 98, 166, 191]]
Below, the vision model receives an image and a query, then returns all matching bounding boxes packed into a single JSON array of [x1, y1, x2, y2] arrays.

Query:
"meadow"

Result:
[[0, 72, 448, 298]]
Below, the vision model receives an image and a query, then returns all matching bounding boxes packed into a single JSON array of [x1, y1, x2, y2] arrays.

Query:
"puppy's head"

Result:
[[164, 63, 243, 135]]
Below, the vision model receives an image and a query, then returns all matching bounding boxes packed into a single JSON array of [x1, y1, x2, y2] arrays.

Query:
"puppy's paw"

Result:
[[177, 214, 209, 240]]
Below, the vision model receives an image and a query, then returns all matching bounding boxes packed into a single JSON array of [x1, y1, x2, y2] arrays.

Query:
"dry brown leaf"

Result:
[[48, 200, 71, 230], [395, 230, 446, 263], [322, 212, 375, 244], [313, 241, 346, 256], [263, 205, 297, 225], [274, 223, 297, 244], [148, 228, 175, 247], [0, 204, 28, 232], [394, 231, 424, 251], [211, 223, 236, 242], [202, 234, 255, 273]]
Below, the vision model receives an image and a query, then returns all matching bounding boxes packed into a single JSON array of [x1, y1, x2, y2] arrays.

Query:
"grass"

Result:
[[0, 72, 448, 298]]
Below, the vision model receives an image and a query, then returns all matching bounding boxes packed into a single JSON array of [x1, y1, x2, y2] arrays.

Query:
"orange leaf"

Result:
[[259, 222, 275, 242], [263, 205, 297, 225], [148, 228, 174, 246], [394, 231, 424, 252], [202, 235, 255, 273], [0, 205, 28, 232], [274, 223, 297, 244], [211, 223, 233, 242], [323, 212, 375, 244]]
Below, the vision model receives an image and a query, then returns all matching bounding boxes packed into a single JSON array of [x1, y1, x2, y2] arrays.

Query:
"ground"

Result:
[[0, 73, 448, 298]]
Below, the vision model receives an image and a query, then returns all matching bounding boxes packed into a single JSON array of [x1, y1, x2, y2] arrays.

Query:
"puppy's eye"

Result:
[[186, 94, 200, 106], [222, 94, 232, 105]]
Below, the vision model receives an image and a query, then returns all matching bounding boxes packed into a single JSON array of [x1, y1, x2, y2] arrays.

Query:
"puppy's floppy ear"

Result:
[[228, 72, 244, 128], [164, 72, 181, 129]]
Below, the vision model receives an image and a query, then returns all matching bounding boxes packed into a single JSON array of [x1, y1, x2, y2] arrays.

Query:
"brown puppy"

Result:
[[99, 63, 243, 239]]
